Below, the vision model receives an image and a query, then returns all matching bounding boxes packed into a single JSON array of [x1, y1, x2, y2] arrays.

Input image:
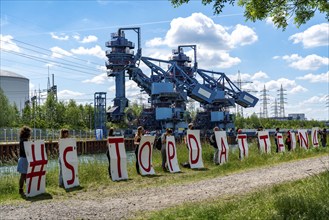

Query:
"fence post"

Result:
[[10, 128, 13, 142]]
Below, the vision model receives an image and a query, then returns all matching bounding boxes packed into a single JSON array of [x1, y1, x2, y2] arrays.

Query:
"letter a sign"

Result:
[[186, 130, 204, 169], [215, 131, 229, 164], [108, 136, 128, 181], [24, 140, 48, 197], [59, 138, 80, 189]]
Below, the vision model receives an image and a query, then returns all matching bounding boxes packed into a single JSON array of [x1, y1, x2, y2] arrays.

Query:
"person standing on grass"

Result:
[[209, 126, 220, 165], [161, 128, 173, 171], [320, 128, 327, 147], [17, 126, 31, 195], [274, 127, 280, 153], [59, 128, 69, 188], [285, 130, 292, 151], [181, 123, 194, 168], [106, 127, 115, 178], [134, 126, 144, 175]]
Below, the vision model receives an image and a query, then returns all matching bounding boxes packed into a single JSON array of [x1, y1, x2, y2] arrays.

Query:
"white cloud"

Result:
[[197, 50, 241, 69], [58, 90, 85, 99], [300, 94, 328, 105], [230, 24, 258, 46], [265, 17, 274, 26], [50, 32, 69, 41], [82, 73, 107, 84], [0, 35, 20, 52], [80, 35, 98, 43], [146, 13, 257, 50], [50, 46, 72, 58], [71, 45, 105, 59], [289, 85, 308, 94], [289, 23, 329, 48], [289, 54, 328, 71], [144, 13, 257, 69], [282, 54, 302, 62], [251, 71, 269, 80], [145, 37, 166, 47], [279, 54, 328, 71], [73, 34, 80, 41], [297, 71, 329, 83], [265, 78, 308, 94]]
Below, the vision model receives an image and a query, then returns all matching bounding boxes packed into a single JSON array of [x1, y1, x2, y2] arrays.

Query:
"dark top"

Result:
[[19, 139, 27, 158], [209, 134, 218, 149]]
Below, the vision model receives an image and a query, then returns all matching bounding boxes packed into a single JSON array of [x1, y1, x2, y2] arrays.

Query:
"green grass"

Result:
[[0, 142, 328, 204], [138, 170, 329, 220]]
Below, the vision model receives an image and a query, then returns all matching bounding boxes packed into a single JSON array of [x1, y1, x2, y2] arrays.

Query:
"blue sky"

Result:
[[1, 0, 328, 121]]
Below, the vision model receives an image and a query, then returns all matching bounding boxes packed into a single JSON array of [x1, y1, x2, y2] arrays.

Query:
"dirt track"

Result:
[[1, 155, 328, 220]]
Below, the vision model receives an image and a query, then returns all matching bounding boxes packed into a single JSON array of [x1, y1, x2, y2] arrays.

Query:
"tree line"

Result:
[[0, 88, 326, 130]]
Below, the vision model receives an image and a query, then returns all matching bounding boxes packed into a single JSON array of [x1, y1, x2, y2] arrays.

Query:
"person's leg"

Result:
[[19, 174, 26, 194], [161, 147, 167, 170], [135, 146, 140, 174]]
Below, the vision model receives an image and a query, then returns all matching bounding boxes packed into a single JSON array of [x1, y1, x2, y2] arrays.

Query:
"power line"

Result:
[[1, 39, 102, 73], [2, 49, 101, 76]]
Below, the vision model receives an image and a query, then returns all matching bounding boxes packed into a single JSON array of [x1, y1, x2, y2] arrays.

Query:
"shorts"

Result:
[[17, 157, 28, 174]]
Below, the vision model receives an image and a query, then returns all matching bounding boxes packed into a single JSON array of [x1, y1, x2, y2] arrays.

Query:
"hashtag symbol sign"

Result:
[[26, 141, 48, 196]]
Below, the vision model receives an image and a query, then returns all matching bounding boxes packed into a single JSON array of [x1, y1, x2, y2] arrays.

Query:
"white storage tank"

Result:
[[0, 69, 29, 112]]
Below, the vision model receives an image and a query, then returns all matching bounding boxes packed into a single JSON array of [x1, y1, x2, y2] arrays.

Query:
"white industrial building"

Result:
[[0, 70, 29, 112]]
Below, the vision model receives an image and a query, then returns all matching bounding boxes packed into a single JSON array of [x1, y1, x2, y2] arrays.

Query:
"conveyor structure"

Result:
[[105, 27, 258, 133]]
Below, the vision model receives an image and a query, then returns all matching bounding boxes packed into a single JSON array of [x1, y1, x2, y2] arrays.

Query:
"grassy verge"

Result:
[[137, 169, 329, 219], [0, 142, 328, 204]]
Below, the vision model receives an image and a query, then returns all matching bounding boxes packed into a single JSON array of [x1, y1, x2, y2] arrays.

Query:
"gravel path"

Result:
[[1, 156, 328, 220]]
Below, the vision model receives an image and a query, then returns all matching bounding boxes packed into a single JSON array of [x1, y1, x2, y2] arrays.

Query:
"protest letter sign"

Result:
[[215, 131, 229, 164], [108, 136, 128, 181], [277, 133, 285, 152], [298, 129, 309, 149], [166, 136, 180, 173], [59, 138, 80, 189], [186, 130, 204, 169], [237, 134, 248, 159], [290, 132, 297, 151], [138, 136, 156, 175], [311, 127, 319, 148], [24, 140, 48, 197], [258, 131, 271, 154]]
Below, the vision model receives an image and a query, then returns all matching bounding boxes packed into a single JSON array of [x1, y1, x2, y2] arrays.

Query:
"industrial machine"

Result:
[[105, 27, 258, 133]]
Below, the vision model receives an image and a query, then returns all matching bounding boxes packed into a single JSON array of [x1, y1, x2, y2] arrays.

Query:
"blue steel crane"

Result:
[[105, 27, 258, 132], [105, 28, 188, 133], [166, 45, 258, 130]]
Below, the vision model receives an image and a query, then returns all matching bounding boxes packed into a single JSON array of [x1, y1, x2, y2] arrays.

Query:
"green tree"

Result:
[[171, 0, 329, 29], [44, 93, 58, 129], [0, 88, 12, 127], [65, 99, 81, 130], [21, 104, 32, 126]]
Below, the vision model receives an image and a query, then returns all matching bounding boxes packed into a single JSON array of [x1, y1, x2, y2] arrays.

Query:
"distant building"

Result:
[[0, 70, 29, 112], [288, 113, 306, 120]]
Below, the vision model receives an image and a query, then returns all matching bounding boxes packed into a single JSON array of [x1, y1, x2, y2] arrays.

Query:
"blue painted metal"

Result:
[[94, 92, 107, 137], [105, 27, 259, 132]]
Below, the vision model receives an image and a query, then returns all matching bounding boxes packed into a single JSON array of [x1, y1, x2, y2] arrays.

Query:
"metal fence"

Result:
[[0, 128, 97, 143]]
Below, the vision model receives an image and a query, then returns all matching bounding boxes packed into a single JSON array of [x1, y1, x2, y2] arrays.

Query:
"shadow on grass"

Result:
[[65, 185, 84, 193], [192, 167, 209, 171], [24, 192, 53, 202]]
